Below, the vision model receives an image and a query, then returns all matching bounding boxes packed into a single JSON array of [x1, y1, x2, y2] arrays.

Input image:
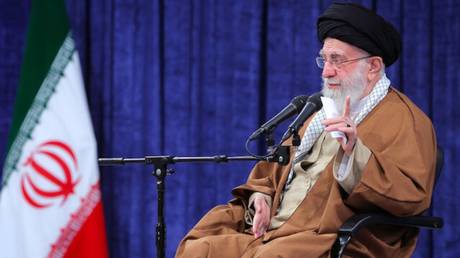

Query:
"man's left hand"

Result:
[[252, 195, 270, 238]]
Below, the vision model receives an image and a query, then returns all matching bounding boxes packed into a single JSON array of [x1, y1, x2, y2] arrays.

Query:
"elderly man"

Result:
[[176, 3, 436, 258]]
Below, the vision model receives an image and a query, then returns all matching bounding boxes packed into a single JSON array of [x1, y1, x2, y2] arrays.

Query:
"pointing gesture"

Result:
[[321, 96, 357, 155]]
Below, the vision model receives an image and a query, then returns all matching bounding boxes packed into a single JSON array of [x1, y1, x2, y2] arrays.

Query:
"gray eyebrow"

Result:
[[319, 52, 346, 60]]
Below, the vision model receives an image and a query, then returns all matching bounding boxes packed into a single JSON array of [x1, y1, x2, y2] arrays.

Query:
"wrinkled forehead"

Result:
[[319, 38, 365, 57]]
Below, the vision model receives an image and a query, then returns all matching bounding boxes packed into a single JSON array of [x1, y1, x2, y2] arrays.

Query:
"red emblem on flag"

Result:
[[20, 140, 80, 209]]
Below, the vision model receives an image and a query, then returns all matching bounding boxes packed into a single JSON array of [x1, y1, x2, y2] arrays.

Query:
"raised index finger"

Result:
[[343, 96, 351, 117]]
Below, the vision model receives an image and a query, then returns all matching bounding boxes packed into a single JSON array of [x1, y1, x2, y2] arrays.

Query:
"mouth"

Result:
[[327, 82, 340, 89], [322, 77, 341, 90]]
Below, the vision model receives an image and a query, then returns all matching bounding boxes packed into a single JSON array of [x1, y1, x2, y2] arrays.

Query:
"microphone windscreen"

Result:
[[307, 92, 323, 109], [291, 95, 309, 110]]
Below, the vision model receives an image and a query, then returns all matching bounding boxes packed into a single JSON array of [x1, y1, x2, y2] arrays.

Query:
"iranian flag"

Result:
[[0, 0, 109, 257]]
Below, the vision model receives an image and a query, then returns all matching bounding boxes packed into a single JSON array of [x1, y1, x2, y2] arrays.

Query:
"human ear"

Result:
[[367, 57, 383, 81]]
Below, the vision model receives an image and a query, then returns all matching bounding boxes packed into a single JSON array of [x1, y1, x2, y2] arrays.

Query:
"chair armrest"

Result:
[[330, 213, 443, 258], [339, 213, 443, 234]]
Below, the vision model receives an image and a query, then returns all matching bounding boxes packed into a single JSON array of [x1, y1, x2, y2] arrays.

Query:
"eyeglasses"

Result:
[[315, 55, 372, 69]]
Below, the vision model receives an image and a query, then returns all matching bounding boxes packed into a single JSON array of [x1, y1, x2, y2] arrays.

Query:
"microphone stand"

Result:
[[262, 130, 292, 165], [98, 154, 261, 258]]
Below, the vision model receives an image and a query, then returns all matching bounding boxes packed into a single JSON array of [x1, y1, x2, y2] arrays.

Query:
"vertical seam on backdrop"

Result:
[[257, 0, 268, 155]]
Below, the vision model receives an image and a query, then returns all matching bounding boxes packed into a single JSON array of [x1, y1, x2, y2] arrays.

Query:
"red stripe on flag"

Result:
[[63, 201, 109, 258]]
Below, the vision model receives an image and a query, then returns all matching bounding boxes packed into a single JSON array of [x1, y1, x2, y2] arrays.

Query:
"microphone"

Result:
[[249, 95, 309, 141], [281, 92, 323, 143]]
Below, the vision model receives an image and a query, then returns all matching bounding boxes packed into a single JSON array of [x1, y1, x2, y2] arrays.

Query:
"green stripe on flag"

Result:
[[2, 36, 75, 187], [2, 0, 72, 186], [6, 0, 69, 151]]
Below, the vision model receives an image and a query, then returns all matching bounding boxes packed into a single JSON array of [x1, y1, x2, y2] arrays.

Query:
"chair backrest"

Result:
[[434, 145, 444, 189]]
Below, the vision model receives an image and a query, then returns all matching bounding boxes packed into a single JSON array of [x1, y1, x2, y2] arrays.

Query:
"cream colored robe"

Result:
[[175, 89, 437, 258]]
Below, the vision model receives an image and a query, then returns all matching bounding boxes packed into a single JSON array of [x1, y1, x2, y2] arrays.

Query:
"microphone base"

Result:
[[270, 146, 290, 166]]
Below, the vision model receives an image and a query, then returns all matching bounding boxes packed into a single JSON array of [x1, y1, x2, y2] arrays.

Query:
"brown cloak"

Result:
[[175, 89, 437, 258]]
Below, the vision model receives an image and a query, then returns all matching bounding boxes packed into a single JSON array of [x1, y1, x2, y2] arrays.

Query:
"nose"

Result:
[[321, 61, 336, 78]]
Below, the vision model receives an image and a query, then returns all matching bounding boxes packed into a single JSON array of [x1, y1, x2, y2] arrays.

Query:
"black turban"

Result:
[[317, 3, 401, 67]]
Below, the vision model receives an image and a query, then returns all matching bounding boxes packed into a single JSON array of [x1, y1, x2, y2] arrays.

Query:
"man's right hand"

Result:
[[252, 195, 270, 238]]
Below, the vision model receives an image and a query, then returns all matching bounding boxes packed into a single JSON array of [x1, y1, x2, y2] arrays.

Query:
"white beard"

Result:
[[321, 62, 368, 114]]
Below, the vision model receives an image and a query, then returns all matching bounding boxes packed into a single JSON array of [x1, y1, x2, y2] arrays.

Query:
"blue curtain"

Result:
[[1, 0, 459, 257]]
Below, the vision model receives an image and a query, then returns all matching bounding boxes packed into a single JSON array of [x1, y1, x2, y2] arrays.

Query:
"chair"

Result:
[[330, 146, 444, 258]]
